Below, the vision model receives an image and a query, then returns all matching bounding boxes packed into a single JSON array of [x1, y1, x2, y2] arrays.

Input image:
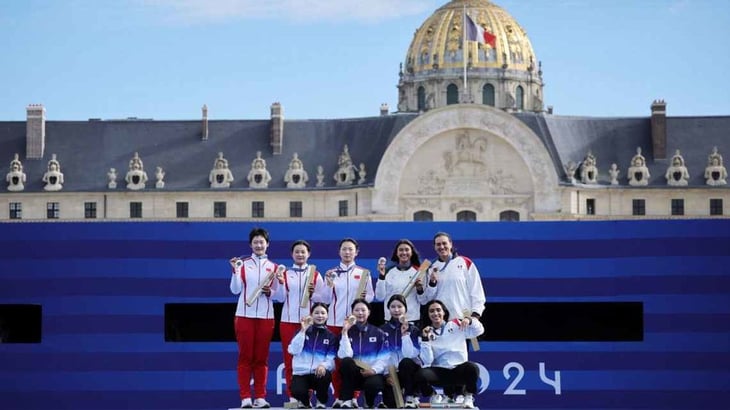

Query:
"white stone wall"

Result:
[[0, 189, 371, 221], [560, 187, 730, 218]]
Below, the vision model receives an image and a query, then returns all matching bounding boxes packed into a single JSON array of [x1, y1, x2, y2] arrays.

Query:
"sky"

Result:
[[1, 0, 728, 121]]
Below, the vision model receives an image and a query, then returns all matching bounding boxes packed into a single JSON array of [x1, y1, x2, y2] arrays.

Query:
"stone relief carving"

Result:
[[492, 196, 530, 208], [6, 153, 26, 192], [415, 170, 445, 195], [485, 169, 518, 194], [125, 152, 148, 190], [705, 147, 727, 186], [450, 198, 484, 213], [665, 150, 690, 186], [209, 152, 234, 189], [247, 151, 272, 188], [42, 153, 64, 191], [373, 106, 561, 216], [410, 136, 518, 197], [334, 144, 356, 186], [579, 151, 598, 184], [402, 197, 442, 210], [627, 147, 650, 186], [284, 153, 308, 188], [444, 132, 488, 177]]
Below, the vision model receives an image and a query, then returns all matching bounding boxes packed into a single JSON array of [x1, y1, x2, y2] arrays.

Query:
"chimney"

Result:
[[270, 102, 284, 155], [650, 99, 667, 160], [380, 103, 389, 116], [26, 104, 46, 159], [201, 104, 209, 140]]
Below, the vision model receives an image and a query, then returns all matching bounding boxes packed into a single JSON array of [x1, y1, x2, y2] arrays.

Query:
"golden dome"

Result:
[[404, 0, 537, 74]]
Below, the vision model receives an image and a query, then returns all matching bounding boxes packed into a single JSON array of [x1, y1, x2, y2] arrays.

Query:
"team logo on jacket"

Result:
[[353, 275, 361, 279], [323, 339, 330, 345], [369, 337, 377, 342]]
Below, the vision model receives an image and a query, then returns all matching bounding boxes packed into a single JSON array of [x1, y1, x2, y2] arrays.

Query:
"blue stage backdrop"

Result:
[[1, 220, 729, 410]]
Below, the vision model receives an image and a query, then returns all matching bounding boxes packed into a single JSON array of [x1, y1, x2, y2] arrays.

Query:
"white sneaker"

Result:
[[315, 401, 327, 409], [333, 399, 344, 409], [252, 398, 271, 408], [430, 394, 444, 405], [241, 398, 253, 408], [404, 396, 417, 409], [462, 394, 474, 409], [340, 400, 353, 409], [454, 395, 465, 404]]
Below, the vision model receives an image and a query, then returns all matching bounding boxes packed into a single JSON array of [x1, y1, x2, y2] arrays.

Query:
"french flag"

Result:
[[465, 14, 496, 48]]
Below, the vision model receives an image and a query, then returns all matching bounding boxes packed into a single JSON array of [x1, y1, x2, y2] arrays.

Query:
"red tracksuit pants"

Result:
[[235, 316, 275, 399], [279, 321, 300, 399]]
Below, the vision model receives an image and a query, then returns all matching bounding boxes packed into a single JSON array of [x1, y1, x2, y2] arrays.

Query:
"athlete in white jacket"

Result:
[[271, 240, 329, 403], [374, 239, 434, 323], [415, 300, 484, 409], [229, 227, 281, 409], [428, 232, 486, 322], [320, 238, 375, 407]]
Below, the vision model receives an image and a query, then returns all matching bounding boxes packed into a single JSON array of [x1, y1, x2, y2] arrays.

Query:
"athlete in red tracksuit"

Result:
[[271, 239, 329, 405], [230, 227, 281, 409]]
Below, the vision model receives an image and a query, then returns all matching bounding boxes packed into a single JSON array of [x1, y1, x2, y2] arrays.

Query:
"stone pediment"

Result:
[[373, 105, 559, 216]]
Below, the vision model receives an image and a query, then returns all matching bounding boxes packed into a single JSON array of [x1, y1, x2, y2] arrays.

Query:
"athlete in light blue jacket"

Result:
[[288, 302, 338, 408]]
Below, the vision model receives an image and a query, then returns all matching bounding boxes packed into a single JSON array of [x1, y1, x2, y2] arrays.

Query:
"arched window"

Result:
[[447, 84, 459, 105], [482, 84, 495, 106], [456, 210, 477, 221], [499, 210, 520, 221], [417, 87, 426, 111], [413, 210, 433, 221], [515, 85, 524, 110]]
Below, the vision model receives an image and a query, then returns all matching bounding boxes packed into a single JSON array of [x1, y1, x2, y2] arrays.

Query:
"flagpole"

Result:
[[462, 5, 467, 103]]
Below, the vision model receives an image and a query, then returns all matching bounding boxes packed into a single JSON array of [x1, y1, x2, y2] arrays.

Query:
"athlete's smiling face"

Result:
[[428, 302, 446, 328], [250, 235, 269, 256], [311, 305, 328, 325], [292, 244, 310, 266], [397, 244, 413, 265], [433, 235, 452, 261]]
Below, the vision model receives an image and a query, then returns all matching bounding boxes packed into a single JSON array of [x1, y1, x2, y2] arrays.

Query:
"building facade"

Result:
[[1, 0, 728, 222]]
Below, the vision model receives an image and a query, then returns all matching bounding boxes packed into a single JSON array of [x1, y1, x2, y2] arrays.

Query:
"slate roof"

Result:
[[1, 111, 728, 192], [0, 114, 417, 192], [518, 113, 730, 187]]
